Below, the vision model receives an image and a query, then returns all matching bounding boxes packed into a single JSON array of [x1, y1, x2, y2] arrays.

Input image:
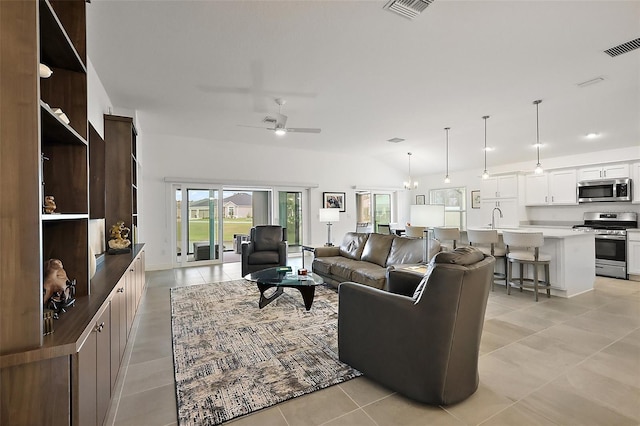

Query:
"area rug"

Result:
[[170, 279, 361, 426]]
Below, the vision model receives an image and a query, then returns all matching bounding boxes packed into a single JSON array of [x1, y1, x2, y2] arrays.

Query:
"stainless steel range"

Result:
[[573, 212, 638, 279]]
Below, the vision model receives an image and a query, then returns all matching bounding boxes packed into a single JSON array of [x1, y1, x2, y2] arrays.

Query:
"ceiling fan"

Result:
[[238, 98, 321, 135]]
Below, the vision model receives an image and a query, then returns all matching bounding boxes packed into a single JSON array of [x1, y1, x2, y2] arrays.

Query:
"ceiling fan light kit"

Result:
[[239, 98, 321, 136]]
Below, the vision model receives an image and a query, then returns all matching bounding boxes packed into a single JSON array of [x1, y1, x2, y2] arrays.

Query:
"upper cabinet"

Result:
[[525, 170, 577, 206], [481, 174, 518, 199], [633, 162, 640, 204], [578, 163, 629, 181]]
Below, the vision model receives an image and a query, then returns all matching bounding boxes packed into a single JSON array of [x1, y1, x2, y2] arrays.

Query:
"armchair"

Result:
[[241, 225, 287, 277], [338, 247, 495, 405]]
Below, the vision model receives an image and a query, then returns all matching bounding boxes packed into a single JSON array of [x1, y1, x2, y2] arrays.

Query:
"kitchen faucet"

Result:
[[491, 207, 503, 230]]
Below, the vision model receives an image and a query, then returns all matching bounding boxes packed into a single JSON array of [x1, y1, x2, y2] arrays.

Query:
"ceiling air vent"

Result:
[[383, 0, 435, 20], [387, 137, 405, 143], [604, 37, 640, 57]]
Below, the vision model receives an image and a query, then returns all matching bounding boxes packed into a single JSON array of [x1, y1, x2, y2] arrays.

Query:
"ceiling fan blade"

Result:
[[286, 127, 321, 133], [237, 124, 275, 130]]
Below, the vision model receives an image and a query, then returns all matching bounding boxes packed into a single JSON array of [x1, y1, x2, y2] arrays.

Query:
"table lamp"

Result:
[[319, 208, 340, 247], [410, 204, 445, 262]]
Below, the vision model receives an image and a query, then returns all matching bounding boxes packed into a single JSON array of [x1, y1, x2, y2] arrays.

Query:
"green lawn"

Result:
[[177, 218, 253, 249]]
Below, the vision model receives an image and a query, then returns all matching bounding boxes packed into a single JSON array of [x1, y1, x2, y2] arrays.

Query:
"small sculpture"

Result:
[[43, 195, 56, 214], [108, 221, 131, 252], [43, 258, 76, 317]]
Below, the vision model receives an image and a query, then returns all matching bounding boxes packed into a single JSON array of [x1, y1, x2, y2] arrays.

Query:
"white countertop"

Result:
[[464, 227, 592, 239]]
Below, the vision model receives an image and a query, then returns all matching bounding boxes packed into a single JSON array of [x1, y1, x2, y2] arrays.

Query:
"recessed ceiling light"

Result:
[[586, 132, 600, 139]]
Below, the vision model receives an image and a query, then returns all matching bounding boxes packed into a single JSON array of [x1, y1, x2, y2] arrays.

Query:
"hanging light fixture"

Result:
[[444, 127, 451, 183], [533, 99, 543, 174], [482, 115, 490, 179], [403, 152, 418, 189]]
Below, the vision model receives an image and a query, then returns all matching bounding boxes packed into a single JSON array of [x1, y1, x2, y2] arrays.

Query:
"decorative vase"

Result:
[[89, 246, 97, 279]]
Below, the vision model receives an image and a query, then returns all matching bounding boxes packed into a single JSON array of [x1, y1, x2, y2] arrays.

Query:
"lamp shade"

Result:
[[319, 208, 340, 222], [410, 205, 445, 227]]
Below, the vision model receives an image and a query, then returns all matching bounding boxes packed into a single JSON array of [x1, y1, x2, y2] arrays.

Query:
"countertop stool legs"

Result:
[[503, 231, 552, 302]]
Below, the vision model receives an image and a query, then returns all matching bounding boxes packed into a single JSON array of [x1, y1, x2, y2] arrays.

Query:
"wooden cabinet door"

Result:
[[525, 174, 549, 206], [96, 307, 111, 426], [628, 232, 640, 275], [110, 280, 126, 389], [549, 170, 577, 205], [480, 177, 499, 199], [497, 175, 518, 199], [77, 306, 110, 426], [603, 164, 629, 178], [578, 166, 602, 180]]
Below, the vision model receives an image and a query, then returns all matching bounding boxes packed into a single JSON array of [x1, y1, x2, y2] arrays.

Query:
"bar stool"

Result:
[[467, 229, 507, 291], [502, 231, 551, 302], [433, 227, 462, 252]]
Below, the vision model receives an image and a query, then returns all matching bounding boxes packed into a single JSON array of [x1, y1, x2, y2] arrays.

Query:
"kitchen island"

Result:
[[461, 227, 595, 298]]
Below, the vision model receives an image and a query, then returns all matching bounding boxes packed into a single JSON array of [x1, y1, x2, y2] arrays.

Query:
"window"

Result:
[[429, 187, 467, 230], [356, 191, 393, 232]]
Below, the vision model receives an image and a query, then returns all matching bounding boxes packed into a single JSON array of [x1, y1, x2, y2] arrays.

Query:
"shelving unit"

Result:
[[1, 1, 147, 424], [104, 114, 139, 243]]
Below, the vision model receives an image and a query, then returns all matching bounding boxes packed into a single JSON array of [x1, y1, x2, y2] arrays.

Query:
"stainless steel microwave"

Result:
[[577, 178, 632, 203]]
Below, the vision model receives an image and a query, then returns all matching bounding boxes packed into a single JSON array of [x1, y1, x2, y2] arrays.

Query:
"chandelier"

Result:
[[403, 152, 418, 189]]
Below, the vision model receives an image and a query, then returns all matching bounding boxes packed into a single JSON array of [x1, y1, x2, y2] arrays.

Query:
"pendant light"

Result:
[[403, 152, 418, 189], [533, 99, 543, 174], [444, 127, 451, 183], [482, 115, 490, 179]]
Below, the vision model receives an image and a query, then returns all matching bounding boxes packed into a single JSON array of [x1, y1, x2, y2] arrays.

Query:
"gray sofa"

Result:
[[312, 232, 440, 289]]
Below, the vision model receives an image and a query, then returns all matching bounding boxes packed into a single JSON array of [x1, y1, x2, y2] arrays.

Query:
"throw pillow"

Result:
[[434, 246, 484, 265]]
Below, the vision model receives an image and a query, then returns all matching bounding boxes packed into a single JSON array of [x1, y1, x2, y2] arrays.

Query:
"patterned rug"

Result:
[[170, 279, 361, 425]]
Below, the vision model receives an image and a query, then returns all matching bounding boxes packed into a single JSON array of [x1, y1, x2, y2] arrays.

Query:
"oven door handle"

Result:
[[595, 234, 626, 241]]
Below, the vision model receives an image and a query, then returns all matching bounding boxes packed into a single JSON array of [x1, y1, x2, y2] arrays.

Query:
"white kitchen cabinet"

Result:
[[578, 163, 629, 180], [525, 174, 549, 205], [525, 170, 577, 206], [481, 174, 518, 199], [628, 230, 640, 276], [632, 162, 640, 204], [481, 198, 519, 228]]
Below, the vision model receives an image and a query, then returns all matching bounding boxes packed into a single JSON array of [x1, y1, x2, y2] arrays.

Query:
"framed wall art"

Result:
[[415, 195, 425, 205], [471, 190, 481, 209], [323, 192, 346, 212]]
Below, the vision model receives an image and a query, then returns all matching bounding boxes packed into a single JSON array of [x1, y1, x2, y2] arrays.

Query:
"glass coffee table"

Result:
[[244, 266, 324, 311]]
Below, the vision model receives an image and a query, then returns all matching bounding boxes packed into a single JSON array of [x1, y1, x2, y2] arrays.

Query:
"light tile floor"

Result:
[[105, 256, 640, 425]]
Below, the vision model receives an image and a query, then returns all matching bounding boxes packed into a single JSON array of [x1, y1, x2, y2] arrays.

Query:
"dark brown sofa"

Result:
[[312, 232, 440, 289]]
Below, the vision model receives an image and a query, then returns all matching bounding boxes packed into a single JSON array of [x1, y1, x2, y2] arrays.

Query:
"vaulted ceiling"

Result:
[[87, 0, 640, 177]]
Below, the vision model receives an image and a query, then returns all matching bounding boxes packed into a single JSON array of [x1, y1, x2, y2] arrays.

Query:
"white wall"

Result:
[[415, 146, 640, 228], [139, 132, 406, 270], [87, 58, 112, 138]]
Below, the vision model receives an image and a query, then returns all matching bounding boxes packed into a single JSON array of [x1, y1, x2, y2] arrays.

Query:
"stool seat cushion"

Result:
[[507, 250, 551, 262]]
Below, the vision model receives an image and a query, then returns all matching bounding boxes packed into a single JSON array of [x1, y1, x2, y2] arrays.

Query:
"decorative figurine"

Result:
[[43, 258, 76, 318], [108, 221, 132, 254], [43, 195, 56, 214]]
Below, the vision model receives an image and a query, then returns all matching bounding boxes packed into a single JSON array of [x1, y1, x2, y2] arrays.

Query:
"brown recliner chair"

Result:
[[241, 225, 287, 277], [338, 246, 495, 406]]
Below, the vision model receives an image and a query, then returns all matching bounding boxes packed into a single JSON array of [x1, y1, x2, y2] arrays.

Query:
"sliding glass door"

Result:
[[174, 184, 222, 266], [278, 191, 302, 247], [356, 191, 393, 233]]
